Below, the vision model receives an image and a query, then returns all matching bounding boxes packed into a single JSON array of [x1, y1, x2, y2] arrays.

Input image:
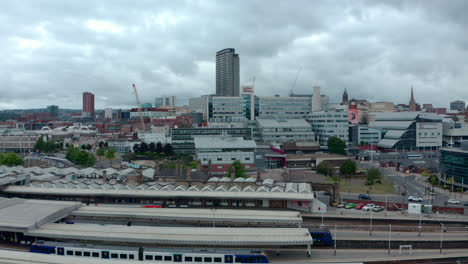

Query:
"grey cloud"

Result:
[[0, 0, 467, 110]]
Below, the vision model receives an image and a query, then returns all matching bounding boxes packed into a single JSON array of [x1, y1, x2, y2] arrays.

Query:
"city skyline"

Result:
[[1, 1, 468, 109]]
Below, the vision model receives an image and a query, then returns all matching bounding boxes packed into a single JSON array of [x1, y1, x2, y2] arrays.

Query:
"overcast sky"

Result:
[[1, 0, 467, 110]]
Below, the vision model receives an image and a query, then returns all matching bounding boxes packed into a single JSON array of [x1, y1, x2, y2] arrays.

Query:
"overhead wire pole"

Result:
[[131, 84, 146, 133]]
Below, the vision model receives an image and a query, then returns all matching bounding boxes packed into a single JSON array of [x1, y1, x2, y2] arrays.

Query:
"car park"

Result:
[[372, 206, 385, 212], [355, 203, 367, 210], [358, 194, 371, 200], [362, 204, 376, 211], [344, 203, 356, 209], [336, 202, 347, 208], [447, 199, 460, 204], [408, 195, 423, 202]]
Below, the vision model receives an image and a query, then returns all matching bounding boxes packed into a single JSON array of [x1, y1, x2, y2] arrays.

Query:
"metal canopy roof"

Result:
[[71, 207, 303, 225], [0, 198, 81, 233], [27, 223, 312, 246]]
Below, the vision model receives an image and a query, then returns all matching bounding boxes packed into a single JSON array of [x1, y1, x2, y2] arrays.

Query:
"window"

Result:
[[129, 255, 134, 260], [204, 257, 212, 262], [155, 255, 163, 260], [214, 257, 222, 262], [235, 257, 242, 263], [245, 157, 250, 160], [66, 250, 73, 256], [164, 256, 172, 261], [217, 158, 222, 161], [145, 255, 153, 260], [111, 253, 118, 259], [92, 252, 99, 258], [120, 254, 127, 259], [75, 251, 82, 256], [185, 256, 193, 262], [83, 252, 91, 257], [195, 257, 203, 262], [231, 158, 236, 160]]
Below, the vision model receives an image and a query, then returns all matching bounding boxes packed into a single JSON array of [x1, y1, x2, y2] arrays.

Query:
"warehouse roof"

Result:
[[26, 223, 312, 246], [71, 207, 303, 225], [0, 198, 81, 232]]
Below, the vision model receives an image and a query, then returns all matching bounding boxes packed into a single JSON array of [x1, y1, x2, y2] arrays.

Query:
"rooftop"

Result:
[[0, 198, 80, 232], [256, 118, 311, 128], [26, 223, 312, 246]]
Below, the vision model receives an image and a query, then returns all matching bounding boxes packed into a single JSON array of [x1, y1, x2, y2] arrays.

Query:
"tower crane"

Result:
[[131, 84, 146, 133]]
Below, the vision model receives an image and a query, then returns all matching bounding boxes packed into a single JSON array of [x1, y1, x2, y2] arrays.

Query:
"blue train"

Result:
[[309, 229, 334, 247], [30, 241, 270, 263]]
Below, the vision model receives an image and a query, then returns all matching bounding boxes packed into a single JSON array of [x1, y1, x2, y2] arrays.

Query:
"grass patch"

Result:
[[326, 176, 396, 194]]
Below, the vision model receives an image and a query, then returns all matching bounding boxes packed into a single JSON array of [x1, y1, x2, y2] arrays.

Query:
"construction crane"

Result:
[[131, 84, 146, 133]]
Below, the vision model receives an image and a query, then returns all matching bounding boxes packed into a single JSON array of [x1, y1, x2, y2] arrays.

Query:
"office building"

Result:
[[256, 118, 316, 143], [155, 96, 176, 108], [216, 48, 239, 97], [129, 108, 169, 120], [208, 96, 246, 122], [442, 121, 468, 147], [82, 92, 95, 118], [439, 142, 468, 191], [257, 96, 312, 119], [369, 112, 442, 151], [195, 136, 256, 173], [46, 105, 59, 117], [349, 125, 382, 145], [450, 100, 466, 112], [309, 110, 349, 146], [104, 108, 113, 119], [171, 127, 252, 153]]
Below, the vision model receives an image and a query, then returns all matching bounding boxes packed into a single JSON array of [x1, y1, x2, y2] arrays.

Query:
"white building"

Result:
[[129, 108, 169, 119], [256, 118, 316, 143], [208, 96, 246, 122], [139, 133, 171, 144], [108, 139, 141, 153], [443, 121, 468, 147], [309, 111, 349, 146], [194, 136, 256, 173], [104, 108, 112, 119]]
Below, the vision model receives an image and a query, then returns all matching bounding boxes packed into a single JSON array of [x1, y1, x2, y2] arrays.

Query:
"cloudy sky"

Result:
[[1, 0, 468, 110]]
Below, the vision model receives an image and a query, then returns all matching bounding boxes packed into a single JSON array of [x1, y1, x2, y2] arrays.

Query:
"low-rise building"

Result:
[[194, 136, 257, 174], [309, 110, 349, 146], [442, 121, 468, 147], [349, 125, 382, 146], [108, 139, 141, 153], [439, 142, 468, 191]]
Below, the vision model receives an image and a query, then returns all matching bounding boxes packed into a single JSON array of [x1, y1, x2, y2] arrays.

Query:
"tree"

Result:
[[316, 161, 334, 176], [327, 136, 346, 155], [140, 142, 149, 153], [86, 144, 92, 150], [156, 142, 163, 153], [96, 147, 105, 157], [339, 159, 357, 175], [227, 160, 246, 178], [105, 148, 116, 159], [66, 147, 96, 167], [163, 143, 174, 155], [367, 168, 382, 185], [0, 153, 23, 166], [34, 137, 45, 152], [148, 142, 156, 153], [132, 143, 140, 153]]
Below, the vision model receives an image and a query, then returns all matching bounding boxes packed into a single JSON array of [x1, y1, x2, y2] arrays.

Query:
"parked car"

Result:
[[447, 199, 460, 205], [362, 204, 376, 211], [464, 201, 468, 207], [355, 203, 367, 210], [372, 206, 385, 212], [358, 194, 371, 200], [336, 202, 347, 208], [344, 202, 356, 209], [408, 195, 423, 202]]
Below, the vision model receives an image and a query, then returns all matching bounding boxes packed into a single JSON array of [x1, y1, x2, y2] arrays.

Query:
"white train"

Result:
[[30, 241, 270, 263]]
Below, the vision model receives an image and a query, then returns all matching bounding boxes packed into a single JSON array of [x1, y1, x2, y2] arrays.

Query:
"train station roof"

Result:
[[26, 223, 312, 247], [0, 198, 81, 232], [71, 206, 303, 225]]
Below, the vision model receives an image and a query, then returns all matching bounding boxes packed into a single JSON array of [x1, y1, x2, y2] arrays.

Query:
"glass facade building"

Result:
[[440, 145, 468, 191]]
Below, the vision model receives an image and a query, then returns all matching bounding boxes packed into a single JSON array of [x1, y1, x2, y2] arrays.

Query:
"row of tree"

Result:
[[133, 142, 174, 155], [34, 137, 63, 153], [66, 147, 96, 167], [96, 147, 116, 160], [0, 153, 23, 166], [316, 159, 382, 185]]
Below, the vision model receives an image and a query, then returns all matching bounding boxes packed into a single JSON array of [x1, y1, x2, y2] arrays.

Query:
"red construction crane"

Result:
[[131, 84, 146, 133]]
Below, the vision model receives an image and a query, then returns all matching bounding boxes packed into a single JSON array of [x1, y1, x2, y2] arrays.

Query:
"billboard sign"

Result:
[[348, 108, 359, 124]]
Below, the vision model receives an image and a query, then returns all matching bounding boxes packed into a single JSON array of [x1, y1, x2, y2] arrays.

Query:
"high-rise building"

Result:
[[155, 96, 176, 108], [82, 92, 95, 118], [450, 100, 466, 112], [104, 108, 113, 119], [216, 48, 239, 97], [46, 105, 59, 117], [312, 86, 321, 112]]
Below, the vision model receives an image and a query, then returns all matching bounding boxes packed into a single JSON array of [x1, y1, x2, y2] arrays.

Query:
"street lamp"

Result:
[[440, 223, 444, 254], [388, 224, 392, 255], [211, 209, 216, 228], [369, 211, 373, 237]]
